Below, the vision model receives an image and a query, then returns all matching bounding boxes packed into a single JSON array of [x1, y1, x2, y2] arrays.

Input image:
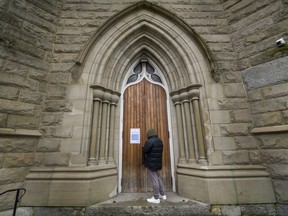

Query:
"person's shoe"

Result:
[[147, 196, 160, 204], [159, 194, 167, 200]]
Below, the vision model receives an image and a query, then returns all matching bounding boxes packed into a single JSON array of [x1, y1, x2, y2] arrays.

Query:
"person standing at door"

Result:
[[142, 128, 167, 204]]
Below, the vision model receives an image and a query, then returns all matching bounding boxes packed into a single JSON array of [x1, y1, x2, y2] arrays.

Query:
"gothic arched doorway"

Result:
[[121, 61, 173, 193]]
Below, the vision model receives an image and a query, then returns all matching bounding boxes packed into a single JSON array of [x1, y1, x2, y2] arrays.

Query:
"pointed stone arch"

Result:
[[78, 1, 215, 168]]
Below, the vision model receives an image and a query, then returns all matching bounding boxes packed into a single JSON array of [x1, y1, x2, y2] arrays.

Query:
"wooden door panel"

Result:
[[122, 79, 172, 192]]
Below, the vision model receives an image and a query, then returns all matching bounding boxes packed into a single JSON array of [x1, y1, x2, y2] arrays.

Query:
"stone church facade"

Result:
[[0, 0, 287, 212]]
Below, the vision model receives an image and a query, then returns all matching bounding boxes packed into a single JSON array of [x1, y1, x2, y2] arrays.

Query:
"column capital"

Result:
[[90, 85, 121, 103]]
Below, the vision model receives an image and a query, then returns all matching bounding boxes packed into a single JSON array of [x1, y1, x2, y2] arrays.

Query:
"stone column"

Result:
[[98, 97, 109, 164], [172, 94, 186, 164], [107, 94, 119, 164], [182, 91, 196, 163], [89, 85, 120, 166], [88, 90, 102, 166], [190, 89, 207, 165]]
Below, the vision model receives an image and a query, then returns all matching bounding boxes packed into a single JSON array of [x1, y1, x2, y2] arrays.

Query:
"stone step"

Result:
[[86, 192, 211, 216]]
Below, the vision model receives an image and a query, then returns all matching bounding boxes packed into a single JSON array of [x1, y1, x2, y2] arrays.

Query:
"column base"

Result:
[[176, 164, 276, 204], [22, 164, 117, 206]]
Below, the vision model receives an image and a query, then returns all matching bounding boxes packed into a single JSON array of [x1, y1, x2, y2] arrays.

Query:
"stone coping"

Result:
[[26, 164, 117, 180], [0, 128, 42, 137], [177, 163, 270, 178], [250, 125, 288, 134]]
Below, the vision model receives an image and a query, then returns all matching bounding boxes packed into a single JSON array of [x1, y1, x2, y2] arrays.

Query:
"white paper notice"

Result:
[[130, 128, 140, 144]]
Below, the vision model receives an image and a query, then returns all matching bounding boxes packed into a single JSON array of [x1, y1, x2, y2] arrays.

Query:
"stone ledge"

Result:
[[0, 128, 42, 137], [250, 125, 288, 134]]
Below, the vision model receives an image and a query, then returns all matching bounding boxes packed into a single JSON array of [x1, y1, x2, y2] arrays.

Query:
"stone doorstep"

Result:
[[86, 192, 211, 216]]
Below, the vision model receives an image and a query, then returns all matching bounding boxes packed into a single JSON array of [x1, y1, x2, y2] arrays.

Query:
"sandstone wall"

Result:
[[222, 0, 288, 204], [0, 0, 62, 209]]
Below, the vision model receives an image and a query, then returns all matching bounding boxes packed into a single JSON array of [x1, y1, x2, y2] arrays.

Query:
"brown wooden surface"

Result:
[[122, 79, 172, 192]]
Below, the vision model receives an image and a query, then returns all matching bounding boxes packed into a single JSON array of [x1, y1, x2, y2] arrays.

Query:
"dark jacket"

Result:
[[142, 135, 163, 171]]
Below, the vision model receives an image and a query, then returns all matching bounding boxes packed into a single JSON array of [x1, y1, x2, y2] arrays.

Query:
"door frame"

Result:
[[118, 59, 176, 193]]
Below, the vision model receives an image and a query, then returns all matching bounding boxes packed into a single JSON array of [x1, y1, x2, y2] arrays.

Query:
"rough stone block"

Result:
[[46, 85, 67, 100], [266, 164, 288, 179], [28, 69, 48, 82], [0, 73, 38, 91], [252, 111, 283, 127], [230, 109, 251, 123], [218, 98, 249, 110], [249, 150, 262, 164], [0, 137, 37, 153], [250, 95, 288, 114], [0, 86, 19, 100], [222, 150, 250, 165], [19, 89, 45, 105], [37, 138, 61, 152], [40, 126, 73, 138], [43, 152, 69, 166], [262, 83, 288, 99], [220, 123, 251, 136], [247, 89, 263, 102], [7, 114, 40, 129], [273, 180, 288, 203], [0, 113, 7, 127], [235, 136, 258, 150], [0, 168, 29, 184], [0, 99, 36, 116], [277, 204, 288, 216], [241, 56, 288, 90], [41, 112, 63, 126], [261, 149, 288, 164], [3, 153, 34, 168], [240, 204, 268, 216], [223, 83, 246, 98], [44, 100, 72, 112], [2, 60, 29, 77], [258, 134, 288, 149]]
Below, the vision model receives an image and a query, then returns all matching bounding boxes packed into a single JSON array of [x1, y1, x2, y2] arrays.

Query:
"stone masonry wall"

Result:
[[222, 0, 288, 204], [0, 0, 62, 210]]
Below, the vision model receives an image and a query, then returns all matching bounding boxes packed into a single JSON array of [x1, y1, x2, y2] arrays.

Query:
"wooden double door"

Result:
[[122, 79, 172, 192]]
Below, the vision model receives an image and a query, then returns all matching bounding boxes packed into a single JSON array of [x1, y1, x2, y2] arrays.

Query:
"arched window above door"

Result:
[[126, 60, 162, 85]]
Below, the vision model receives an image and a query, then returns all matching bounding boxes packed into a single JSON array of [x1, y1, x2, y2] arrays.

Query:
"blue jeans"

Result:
[[148, 169, 165, 199]]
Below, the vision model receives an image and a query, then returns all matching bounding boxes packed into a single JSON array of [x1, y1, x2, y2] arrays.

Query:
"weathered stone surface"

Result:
[[0, 207, 33, 216], [262, 83, 288, 99], [249, 150, 262, 164], [235, 136, 258, 150], [258, 134, 288, 149], [230, 109, 252, 123], [19, 89, 45, 105], [40, 126, 73, 138], [223, 83, 246, 98], [277, 204, 288, 216], [0, 86, 19, 100], [247, 89, 262, 102], [0, 168, 29, 184], [221, 205, 241, 216], [35, 152, 69, 166], [44, 100, 72, 112], [0, 99, 36, 116], [218, 98, 249, 110], [220, 123, 252, 136], [250, 95, 288, 114], [34, 207, 82, 216], [0, 114, 7, 127], [37, 138, 61, 152], [0, 73, 38, 91], [241, 56, 288, 90], [266, 165, 288, 179], [3, 153, 34, 168], [46, 85, 67, 100], [261, 150, 288, 164], [222, 150, 250, 165], [41, 112, 63, 126], [7, 114, 40, 129], [0, 137, 37, 153], [252, 111, 283, 127], [273, 180, 288, 203], [240, 204, 268, 216]]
